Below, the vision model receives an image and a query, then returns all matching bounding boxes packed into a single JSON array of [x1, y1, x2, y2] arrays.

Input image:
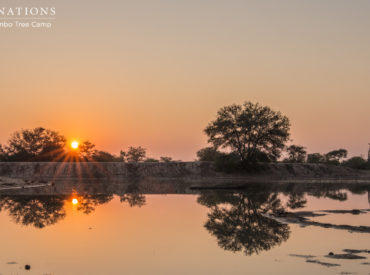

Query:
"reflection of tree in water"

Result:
[[0, 193, 115, 227], [120, 193, 146, 207], [198, 191, 290, 256], [309, 189, 347, 201], [76, 194, 114, 214], [346, 186, 370, 205], [286, 192, 307, 209], [119, 182, 146, 208], [0, 182, 148, 228], [0, 195, 66, 228]]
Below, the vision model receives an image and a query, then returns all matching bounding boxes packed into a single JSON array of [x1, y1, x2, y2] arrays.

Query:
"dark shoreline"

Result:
[[0, 161, 370, 195], [1, 161, 369, 181]]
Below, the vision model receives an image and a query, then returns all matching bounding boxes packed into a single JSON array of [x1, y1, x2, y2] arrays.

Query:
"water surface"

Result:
[[0, 182, 369, 274]]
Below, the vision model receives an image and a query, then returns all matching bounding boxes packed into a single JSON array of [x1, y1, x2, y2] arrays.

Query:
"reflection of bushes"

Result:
[[120, 194, 146, 207], [348, 187, 370, 205], [76, 194, 114, 214], [309, 190, 347, 201], [286, 193, 307, 209], [198, 191, 290, 255], [119, 182, 146, 207], [0, 194, 116, 227], [0, 196, 66, 228], [0, 190, 148, 228], [343, 157, 370, 170]]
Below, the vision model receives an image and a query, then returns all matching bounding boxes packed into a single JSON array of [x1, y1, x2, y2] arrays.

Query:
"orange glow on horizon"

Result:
[[1, 1, 370, 161]]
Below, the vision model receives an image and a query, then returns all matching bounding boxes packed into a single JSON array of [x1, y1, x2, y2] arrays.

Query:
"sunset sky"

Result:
[[1, 0, 369, 160]]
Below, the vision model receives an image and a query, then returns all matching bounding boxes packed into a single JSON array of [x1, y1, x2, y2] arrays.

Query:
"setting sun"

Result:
[[71, 141, 79, 149], [72, 198, 78, 205]]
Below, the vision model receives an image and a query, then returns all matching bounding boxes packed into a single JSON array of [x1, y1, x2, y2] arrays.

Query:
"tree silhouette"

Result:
[[196, 147, 222, 161], [325, 149, 348, 164], [204, 102, 290, 163], [79, 140, 96, 160], [121, 146, 146, 162], [284, 145, 307, 163], [160, 156, 172, 162], [198, 191, 290, 255], [0, 195, 66, 228], [343, 156, 368, 169], [0, 127, 66, 161], [307, 153, 325, 163]]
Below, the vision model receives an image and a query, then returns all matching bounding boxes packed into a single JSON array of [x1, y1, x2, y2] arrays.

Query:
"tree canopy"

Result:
[[196, 147, 223, 162], [121, 146, 146, 162], [325, 149, 347, 164], [284, 145, 307, 163], [204, 102, 290, 163], [0, 127, 66, 161], [307, 153, 325, 163], [0, 127, 154, 163], [343, 156, 369, 170]]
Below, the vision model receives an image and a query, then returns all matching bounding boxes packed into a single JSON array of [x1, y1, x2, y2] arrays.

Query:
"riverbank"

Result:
[[0, 176, 52, 191], [0, 161, 369, 184]]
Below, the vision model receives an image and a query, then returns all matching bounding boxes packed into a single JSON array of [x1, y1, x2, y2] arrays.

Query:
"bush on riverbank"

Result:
[[342, 156, 370, 170]]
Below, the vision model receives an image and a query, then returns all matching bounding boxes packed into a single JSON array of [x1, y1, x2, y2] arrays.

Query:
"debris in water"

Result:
[[326, 253, 367, 260], [343, 249, 370, 254], [289, 254, 315, 259], [306, 259, 340, 267]]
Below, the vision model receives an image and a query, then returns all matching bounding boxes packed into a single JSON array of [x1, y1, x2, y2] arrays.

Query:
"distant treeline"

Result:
[[0, 127, 174, 163], [197, 101, 370, 172], [1, 101, 369, 171], [197, 146, 370, 172]]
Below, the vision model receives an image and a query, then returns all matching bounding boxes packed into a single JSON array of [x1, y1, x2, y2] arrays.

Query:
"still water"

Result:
[[0, 183, 369, 275]]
